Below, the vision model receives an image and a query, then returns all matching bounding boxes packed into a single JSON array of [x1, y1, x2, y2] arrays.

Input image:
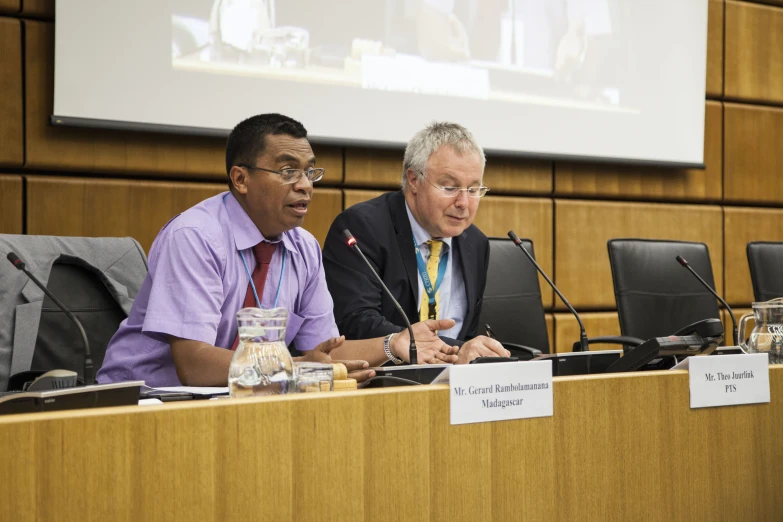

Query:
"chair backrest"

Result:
[[479, 237, 549, 353], [0, 235, 148, 389], [608, 239, 721, 341], [747, 242, 783, 302], [32, 261, 128, 379]]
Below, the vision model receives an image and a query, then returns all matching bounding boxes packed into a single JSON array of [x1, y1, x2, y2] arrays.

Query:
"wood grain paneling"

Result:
[[0, 17, 22, 167], [0, 1, 19, 15], [545, 314, 554, 352], [305, 188, 342, 247], [23, 22, 343, 182], [555, 200, 723, 310], [724, 207, 783, 305], [725, 1, 783, 104], [706, 0, 724, 98], [724, 103, 783, 203], [554, 102, 722, 201], [745, 0, 783, 7], [26, 177, 226, 252], [482, 157, 551, 195], [344, 148, 403, 187], [0, 175, 23, 233], [26, 177, 341, 251], [19, 0, 52, 18], [344, 148, 552, 194], [344, 189, 383, 209], [472, 196, 554, 307], [554, 312, 621, 353], [3, 370, 783, 521]]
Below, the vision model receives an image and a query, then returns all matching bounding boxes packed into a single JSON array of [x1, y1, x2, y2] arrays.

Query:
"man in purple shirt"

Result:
[[98, 114, 458, 387]]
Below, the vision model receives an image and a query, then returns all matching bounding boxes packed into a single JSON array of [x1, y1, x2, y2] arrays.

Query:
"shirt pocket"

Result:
[[285, 311, 305, 347]]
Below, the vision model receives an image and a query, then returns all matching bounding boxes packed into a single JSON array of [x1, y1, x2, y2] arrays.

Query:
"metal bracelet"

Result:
[[384, 333, 404, 365]]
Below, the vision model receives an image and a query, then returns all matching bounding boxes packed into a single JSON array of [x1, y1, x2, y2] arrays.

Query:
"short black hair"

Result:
[[225, 113, 308, 189]]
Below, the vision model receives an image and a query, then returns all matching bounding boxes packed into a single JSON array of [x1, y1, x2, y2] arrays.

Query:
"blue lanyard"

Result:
[[240, 247, 286, 309], [223, 192, 286, 309], [413, 235, 449, 308]]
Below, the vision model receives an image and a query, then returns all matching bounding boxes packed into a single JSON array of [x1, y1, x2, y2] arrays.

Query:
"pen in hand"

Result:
[[484, 324, 496, 339]]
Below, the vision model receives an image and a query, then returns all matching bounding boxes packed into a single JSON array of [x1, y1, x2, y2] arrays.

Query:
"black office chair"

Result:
[[609, 239, 722, 341], [747, 242, 783, 302], [574, 239, 724, 351], [479, 238, 547, 360]]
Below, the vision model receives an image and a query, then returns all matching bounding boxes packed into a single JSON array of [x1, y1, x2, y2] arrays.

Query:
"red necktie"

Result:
[[231, 242, 277, 351]]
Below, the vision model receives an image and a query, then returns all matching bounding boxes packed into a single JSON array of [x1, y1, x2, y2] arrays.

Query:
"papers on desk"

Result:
[[153, 386, 229, 396], [139, 385, 230, 402]]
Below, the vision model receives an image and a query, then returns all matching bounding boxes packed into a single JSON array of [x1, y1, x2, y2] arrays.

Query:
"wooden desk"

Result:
[[1, 368, 781, 522]]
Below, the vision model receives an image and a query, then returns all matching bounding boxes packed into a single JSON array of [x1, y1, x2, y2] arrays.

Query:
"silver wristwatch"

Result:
[[384, 333, 404, 364]]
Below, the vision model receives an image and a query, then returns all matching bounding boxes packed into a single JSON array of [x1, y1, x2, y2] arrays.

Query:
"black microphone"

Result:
[[676, 255, 738, 346], [6, 252, 94, 385], [343, 230, 417, 364], [508, 231, 589, 352]]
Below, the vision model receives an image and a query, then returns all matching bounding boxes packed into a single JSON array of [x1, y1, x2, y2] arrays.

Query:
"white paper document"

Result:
[[148, 386, 230, 396], [679, 353, 770, 409], [449, 361, 553, 425]]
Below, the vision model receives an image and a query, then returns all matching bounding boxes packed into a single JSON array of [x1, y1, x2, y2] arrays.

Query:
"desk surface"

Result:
[[1, 368, 781, 522]]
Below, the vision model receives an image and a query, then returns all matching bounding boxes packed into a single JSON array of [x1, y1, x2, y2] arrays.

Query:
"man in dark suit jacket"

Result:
[[323, 122, 509, 364]]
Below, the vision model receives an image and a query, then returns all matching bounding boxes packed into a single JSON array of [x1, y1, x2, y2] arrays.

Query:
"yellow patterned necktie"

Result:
[[419, 239, 444, 321]]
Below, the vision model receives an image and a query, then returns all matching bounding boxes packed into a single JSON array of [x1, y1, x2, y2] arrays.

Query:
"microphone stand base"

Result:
[[364, 364, 449, 387]]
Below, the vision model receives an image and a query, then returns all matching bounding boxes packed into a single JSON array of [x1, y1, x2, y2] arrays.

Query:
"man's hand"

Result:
[[297, 336, 375, 383], [392, 319, 460, 364], [456, 336, 510, 364]]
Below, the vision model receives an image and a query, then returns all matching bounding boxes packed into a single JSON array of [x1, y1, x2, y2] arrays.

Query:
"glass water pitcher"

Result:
[[738, 298, 783, 365], [229, 307, 294, 397]]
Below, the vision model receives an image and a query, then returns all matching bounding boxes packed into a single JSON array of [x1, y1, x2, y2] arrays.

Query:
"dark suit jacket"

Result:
[[323, 190, 489, 342]]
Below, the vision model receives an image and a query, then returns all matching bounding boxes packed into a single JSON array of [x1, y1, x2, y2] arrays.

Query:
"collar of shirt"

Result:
[[404, 200, 452, 252], [223, 191, 298, 255]]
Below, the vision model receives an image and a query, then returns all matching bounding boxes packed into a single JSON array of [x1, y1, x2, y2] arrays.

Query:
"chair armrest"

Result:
[[571, 336, 645, 353], [500, 342, 543, 361]]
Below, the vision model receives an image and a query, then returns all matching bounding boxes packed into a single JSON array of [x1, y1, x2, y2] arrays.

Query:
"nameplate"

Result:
[[449, 361, 553, 425], [687, 354, 770, 409]]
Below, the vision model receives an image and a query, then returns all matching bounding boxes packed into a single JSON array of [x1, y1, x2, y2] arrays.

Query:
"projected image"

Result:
[[172, 0, 628, 110]]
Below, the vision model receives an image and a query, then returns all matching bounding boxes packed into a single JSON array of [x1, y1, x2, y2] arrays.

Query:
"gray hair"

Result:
[[401, 122, 486, 189]]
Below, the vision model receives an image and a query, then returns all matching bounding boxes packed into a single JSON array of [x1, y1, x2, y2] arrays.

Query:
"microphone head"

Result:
[[343, 229, 357, 247], [6, 252, 25, 270], [675, 255, 688, 267], [507, 231, 522, 245]]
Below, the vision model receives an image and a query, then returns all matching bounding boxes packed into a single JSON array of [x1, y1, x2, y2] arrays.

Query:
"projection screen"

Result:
[[53, 0, 709, 166]]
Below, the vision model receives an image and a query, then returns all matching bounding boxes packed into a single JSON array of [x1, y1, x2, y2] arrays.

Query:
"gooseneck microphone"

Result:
[[508, 231, 589, 352], [676, 255, 738, 346], [343, 230, 418, 364], [6, 252, 94, 385]]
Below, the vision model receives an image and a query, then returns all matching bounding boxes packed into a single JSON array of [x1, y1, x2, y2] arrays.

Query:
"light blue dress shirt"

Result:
[[405, 202, 467, 339]]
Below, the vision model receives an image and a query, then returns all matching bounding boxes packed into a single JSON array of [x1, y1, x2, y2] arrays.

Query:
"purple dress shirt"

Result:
[[97, 192, 339, 386]]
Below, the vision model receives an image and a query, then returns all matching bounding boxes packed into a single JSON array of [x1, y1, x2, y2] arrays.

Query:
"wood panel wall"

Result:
[[1, 0, 783, 353], [0, 16, 22, 167], [0, 1, 20, 16], [0, 175, 22, 233]]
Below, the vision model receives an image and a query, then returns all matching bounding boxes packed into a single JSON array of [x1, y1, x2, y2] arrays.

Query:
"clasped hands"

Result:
[[298, 319, 510, 382]]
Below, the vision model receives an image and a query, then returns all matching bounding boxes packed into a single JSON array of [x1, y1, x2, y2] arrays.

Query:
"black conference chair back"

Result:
[[747, 241, 783, 302], [32, 261, 127, 380], [479, 237, 550, 354], [608, 239, 721, 341]]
